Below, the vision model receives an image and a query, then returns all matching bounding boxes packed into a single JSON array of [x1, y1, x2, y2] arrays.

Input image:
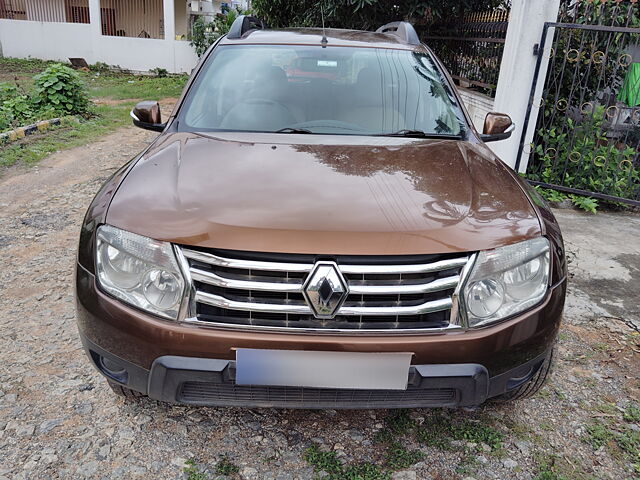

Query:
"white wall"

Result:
[[0, 18, 198, 73], [0, 20, 93, 61], [458, 87, 494, 133]]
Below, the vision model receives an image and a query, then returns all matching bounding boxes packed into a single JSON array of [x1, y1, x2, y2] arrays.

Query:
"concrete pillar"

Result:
[[490, 0, 560, 172], [163, 0, 176, 41], [87, 0, 101, 64]]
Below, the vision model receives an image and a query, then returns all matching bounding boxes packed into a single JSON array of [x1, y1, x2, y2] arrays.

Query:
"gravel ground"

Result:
[[0, 123, 638, 480]]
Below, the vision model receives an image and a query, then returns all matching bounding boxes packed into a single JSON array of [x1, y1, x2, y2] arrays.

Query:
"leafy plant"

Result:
[[570, 195, 598, 214], [0, 82, 18, 103], [32, 63, 90, 115], [190, 17, 216, 57], [534, 186, 568, 204]]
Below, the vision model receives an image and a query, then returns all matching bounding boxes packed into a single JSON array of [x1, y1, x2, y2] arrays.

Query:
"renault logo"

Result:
[[302, 262, 348, 319]]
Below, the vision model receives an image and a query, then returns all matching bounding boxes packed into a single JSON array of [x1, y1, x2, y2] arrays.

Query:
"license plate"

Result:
[[235, 349, 412, 390]]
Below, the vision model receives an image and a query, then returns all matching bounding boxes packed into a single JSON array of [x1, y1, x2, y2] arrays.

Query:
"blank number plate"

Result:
[[235, 349, 412, 390]]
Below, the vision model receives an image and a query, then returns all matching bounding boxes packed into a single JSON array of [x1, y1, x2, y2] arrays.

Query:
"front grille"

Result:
[[179, 381, 458, 408], [179, 247, 470, 332]]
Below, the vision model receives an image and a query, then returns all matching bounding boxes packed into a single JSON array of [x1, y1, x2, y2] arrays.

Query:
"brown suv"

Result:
[[75, 18, 567, 408]]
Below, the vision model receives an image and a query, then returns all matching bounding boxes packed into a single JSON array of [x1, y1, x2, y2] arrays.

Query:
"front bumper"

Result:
[[81, 333, 550, 408], [76, 262, 565, 408]]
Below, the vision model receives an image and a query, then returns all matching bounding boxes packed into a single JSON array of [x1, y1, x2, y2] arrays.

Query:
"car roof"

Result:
[[218, 28, 426, 51]]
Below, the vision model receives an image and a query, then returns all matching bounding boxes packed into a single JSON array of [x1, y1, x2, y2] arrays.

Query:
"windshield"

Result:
[[178, 45, 467, 137]]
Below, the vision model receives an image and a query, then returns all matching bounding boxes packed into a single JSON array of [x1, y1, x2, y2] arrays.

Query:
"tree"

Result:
[[251, 0, 506, 31]]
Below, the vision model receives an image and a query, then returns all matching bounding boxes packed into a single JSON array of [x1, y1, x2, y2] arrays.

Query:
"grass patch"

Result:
[[584, 421, 614, 450], [416, 414, 453, 450], [584, 419, 640, 472], [374, 409, 415, 443], [417, 413, 504, 452], [533, 455, 570, 480], [304, 439, 422, 480], [85, 72, 187, 100], [304, 446, 390, 480], [183, 459, 208, 480], [385, 442, 424, 470], [624, 404, 640, 423], [215, 456, 240, 476], [455, 454, 479, 475], [1, 103, 132, 169]]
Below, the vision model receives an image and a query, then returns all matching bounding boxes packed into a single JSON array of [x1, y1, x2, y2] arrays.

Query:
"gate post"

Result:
[[490, 0, 560, 172]]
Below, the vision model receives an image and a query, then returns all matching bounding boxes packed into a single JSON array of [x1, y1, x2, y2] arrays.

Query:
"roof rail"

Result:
[[375, 21, 420, 46], [227, 15, 268, 39]]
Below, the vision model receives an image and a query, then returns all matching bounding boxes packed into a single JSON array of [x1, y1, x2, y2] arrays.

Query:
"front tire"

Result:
[[492, 348, 555, 402], [107, 380, 146, 399]]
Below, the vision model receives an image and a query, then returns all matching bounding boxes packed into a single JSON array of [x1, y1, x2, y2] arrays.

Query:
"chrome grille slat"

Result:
[[180, 247, 469, 332], [196, 291, 311, 314], [182, 249, 312, 272], [339, 258, 468, 275], [348, 275, 460, 295], [195, 290, 453, 316], [191, 267, 302, 292], [339, 298, 452, 316]]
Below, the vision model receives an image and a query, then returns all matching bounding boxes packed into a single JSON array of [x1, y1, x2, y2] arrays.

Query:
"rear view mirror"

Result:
[[130, 101, 165, 132], [481, 112, 515, 142]]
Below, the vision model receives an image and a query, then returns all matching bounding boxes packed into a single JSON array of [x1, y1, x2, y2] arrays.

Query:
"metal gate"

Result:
[[517, 21, 640, 207]]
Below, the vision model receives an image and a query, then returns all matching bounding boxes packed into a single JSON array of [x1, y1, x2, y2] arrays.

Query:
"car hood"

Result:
[[106, 132, 541, 255]]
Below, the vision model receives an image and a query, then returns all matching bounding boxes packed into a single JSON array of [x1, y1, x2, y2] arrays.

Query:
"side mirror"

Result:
[[130, 101, 165, 132], [480, 112, 515, 142]]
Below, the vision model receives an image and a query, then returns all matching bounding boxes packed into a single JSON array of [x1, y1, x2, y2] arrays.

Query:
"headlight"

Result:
[[95, 224, 185, 320], [463, 237, 550, 328]]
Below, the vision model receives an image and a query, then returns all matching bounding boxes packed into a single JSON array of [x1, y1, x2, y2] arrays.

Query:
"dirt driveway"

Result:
[[0, 125, 638, 480]]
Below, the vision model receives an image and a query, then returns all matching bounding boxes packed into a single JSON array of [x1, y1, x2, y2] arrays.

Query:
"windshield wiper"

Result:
[[377, 129, 462, 139], [275, 127, 314, 134]]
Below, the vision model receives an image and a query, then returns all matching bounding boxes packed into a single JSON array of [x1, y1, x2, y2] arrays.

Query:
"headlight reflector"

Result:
[[96, 225, 185, 319], [463, 237, 550, 327]]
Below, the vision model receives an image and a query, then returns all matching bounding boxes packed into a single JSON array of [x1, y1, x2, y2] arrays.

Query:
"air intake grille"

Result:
[[179, 381, 458, 408], [179, 247, 469, 332]]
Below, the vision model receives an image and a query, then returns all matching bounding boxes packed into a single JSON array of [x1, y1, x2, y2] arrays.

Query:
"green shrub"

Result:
[[33, 63, 90, 115], [190, 9, 245, 56], [151, 67, 168, 78], [529, 106, 640, 209]]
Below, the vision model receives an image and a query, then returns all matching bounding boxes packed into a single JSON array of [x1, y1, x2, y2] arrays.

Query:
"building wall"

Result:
[[174, 0, 188, 38], [0, 18, 198, 72]]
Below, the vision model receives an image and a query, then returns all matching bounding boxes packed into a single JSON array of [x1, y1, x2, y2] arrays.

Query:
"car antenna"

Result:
[[320, 4, 328, 47]]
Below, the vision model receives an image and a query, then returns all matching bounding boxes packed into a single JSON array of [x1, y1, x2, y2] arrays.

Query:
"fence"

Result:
[[0, 0, 90, 22], [418, 8, 510, 97], [519, 0, 640, 206]]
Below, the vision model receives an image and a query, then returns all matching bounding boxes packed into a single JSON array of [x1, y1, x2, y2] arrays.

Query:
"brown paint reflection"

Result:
[[106, 132, 541, 255]]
